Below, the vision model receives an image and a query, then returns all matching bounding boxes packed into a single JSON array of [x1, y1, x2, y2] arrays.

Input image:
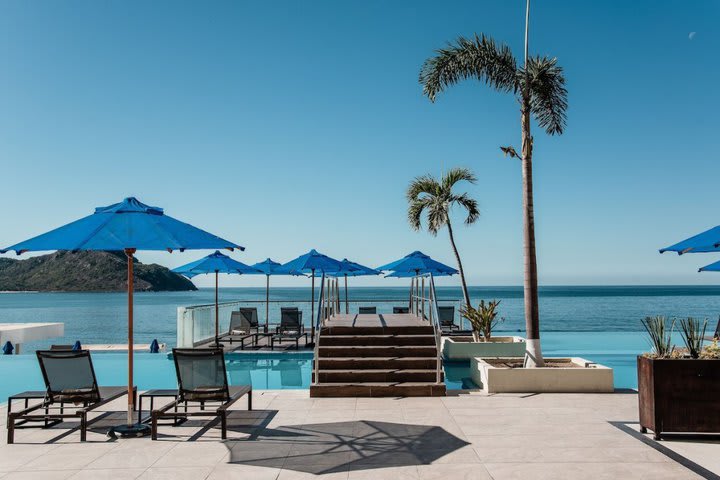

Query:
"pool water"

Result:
[[0, 331, 658, 402]]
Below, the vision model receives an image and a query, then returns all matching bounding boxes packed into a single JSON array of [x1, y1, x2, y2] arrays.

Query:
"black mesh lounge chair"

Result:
[[359, 306, 377, 314], [6, 350, 129, 443], [393, 306, 410, 314], [714, 316, 720, 340], [438, 306, 459, 333], [222, 308, 260, 345], [151, 348, 251, 440], [272, 308, 307, 350]]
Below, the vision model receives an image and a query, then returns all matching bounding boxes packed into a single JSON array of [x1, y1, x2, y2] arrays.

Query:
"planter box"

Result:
[[471, 357, 614, 393], [637, 356, 720, 440], [441, 336, 526, 360]]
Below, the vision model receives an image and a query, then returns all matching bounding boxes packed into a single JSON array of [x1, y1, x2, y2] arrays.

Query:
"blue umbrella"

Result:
[[385, 268, 456, 278], [246, 258, 292, 331], [376, 251, 458, 276], [660, 225, 720, 255], [1, 197, 241, 437], [173, 251, 260, 344], [327, 259, 381, 314], [277, 249, 344, 337]]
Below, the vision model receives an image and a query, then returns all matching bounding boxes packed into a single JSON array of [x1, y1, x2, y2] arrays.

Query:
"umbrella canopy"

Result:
[[245, 258, 294, 331], [659, 225, 720, 255], [385, 268, 456, 278], [376, 251, 458, 276], [173, 251, 260, 344], [277, 250, 344, 338], [327, 259, 381, 314], [173, 250, 258, 278], [1, 197, 240, 254], [699, 260, 720, 272], [1, 197, 242, 437]]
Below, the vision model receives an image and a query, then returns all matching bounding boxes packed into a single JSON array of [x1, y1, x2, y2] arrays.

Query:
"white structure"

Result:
[[0, 322, 64, 354]]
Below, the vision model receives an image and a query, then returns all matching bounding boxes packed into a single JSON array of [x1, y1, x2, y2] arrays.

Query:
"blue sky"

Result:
[[0, 0, 718, 287]]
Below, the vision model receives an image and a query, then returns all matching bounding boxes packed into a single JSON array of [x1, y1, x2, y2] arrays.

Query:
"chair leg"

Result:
[[151, 412, 158, 440], [80, 414, 87, 442], [248, 391, 252, 411], [221, 412, 227, 440], [7, 416, 15, 444]]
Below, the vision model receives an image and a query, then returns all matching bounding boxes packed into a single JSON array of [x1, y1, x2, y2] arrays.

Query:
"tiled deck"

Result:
[[1, 390, 718, 479]]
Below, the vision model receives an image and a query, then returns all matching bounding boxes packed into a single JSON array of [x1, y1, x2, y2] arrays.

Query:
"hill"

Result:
[[0, 251, 197, 292]]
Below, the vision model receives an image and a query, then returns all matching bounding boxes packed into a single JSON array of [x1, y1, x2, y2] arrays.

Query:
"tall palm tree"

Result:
[[418, 1, 567, 367], [407, 167, 479, 310]]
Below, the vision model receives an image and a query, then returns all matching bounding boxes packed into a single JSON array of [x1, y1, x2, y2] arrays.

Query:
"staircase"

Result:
[[310, 324, 446, 397]]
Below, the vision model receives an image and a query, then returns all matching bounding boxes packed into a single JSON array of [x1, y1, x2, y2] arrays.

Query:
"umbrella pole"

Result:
[[344, 275, 348, 314], [311, 269, 315, 340], [265, 275, 270, 333], [127, 249, 135, 426], [215, 270, 219, 346]]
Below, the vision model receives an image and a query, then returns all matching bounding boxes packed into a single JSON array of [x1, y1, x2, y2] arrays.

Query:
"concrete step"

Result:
[[310, 382, 447, 397], [313, 369, 443, 383], [320, 326, 434, 336], [317, 357, 438, 370], [317, 345, 437, 358], [319, 335, 437, 347]]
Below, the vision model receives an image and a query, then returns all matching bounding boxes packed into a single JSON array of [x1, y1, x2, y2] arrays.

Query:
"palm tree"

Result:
[[418, 1, 567, 367], [407, 167, 479, 310]]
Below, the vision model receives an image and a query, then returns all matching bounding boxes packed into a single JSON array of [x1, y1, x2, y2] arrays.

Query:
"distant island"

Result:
[[0, 251, 197, 292]]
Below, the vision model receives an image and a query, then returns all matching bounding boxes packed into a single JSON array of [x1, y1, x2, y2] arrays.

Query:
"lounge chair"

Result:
[[6, 350, 129, 443], [359, 306, 377, 314], [272, 308, 307, 350], [393, 306, 410, 314], [714, 316, 720, 340], [151, 348, 252, 440], [438, 306, 459, 333], [222, 308, 260, 345]]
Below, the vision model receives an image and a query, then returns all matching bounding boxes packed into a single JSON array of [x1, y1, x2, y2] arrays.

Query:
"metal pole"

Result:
[[265, 275, 270, 333], [344, 275, 349, 314], [421, 276, 425, 320], [215, 270, 219, 345], [311, 269, 315, 339], [125, 248, 136, 426]]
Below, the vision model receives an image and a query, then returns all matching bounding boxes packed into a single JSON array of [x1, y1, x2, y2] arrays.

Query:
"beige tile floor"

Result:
[[0, 390, 717, 480]]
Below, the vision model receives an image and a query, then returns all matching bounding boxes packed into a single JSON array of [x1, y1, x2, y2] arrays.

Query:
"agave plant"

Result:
[[641, 316, 675, 358], [461, 300, 503, 343], [679, 317, 707, 359]]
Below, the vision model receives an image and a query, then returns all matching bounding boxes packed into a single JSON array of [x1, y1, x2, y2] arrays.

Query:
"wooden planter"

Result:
[[637, 356, 720, 440]]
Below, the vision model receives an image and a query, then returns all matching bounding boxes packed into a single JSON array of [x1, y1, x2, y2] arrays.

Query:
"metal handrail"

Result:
[[409, 273, 443, 385], [427, 274, 443, 384], [313, 273, 326, 386]]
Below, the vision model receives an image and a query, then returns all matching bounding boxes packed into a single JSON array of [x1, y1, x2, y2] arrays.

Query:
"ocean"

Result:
[[2, 286, 720, 349]]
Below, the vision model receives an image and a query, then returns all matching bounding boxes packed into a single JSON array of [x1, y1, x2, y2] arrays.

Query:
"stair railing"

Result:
[[410, 273, 443, 385], [313, 273, 326, 386], [427, 273, 443, 384]]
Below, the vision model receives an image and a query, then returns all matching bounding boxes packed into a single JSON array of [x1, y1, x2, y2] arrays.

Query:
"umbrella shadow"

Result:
[[226, 419, 469, 475]]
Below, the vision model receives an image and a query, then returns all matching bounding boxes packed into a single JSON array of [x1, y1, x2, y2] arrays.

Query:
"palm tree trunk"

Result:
[[521, 0, 544, 368], [447, 219, 471, 309]]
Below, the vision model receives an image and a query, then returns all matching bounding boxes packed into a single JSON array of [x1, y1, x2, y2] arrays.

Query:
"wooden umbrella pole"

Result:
[[215, 270, 219, 345], [125, 248, 136, 426], [265, 275, 270, 333]]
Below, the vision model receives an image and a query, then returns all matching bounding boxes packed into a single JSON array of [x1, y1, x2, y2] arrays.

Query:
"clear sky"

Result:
[[0, 0, 718, 288]]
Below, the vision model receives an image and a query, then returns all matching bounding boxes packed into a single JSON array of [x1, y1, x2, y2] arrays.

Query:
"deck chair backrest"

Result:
[[280, 308, 302, 330], [393, 306, 409, 314], [359, 306, 376, 314], [238, 308, 259, 329], [173, 348, 229, 403], [438, 306, 455, 326], [714, 316, 720, 339], [36, 350, 100, 403]]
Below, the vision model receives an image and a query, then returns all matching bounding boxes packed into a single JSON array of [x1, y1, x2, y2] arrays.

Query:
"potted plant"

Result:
[[637, 315, 720, 440], [441, 300, 526, 360]]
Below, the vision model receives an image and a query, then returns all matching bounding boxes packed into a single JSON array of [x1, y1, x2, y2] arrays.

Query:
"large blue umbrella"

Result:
[[327, 259, 381, 314], [1, 197, 242, 437], [376, 251, 458, 276], [277, 249, 344, 337], [246, 258, 293, 331], [173, 251, 260, 344], [660, 225, 720, 255]]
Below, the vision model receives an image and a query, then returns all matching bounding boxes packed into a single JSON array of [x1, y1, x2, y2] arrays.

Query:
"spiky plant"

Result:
[[407, 167, 479, 309], [679, 317, 707, 359], [419, 1, 567, 367], [461, 300, 503, 342], [641, 316, 675, 358]]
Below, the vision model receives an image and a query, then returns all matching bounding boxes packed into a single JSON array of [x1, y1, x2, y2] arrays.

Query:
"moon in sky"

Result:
[[689, 32, 697, 40]]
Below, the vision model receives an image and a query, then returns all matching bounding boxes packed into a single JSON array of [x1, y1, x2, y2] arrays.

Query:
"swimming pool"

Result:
[[0, 330, 651, 402]]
